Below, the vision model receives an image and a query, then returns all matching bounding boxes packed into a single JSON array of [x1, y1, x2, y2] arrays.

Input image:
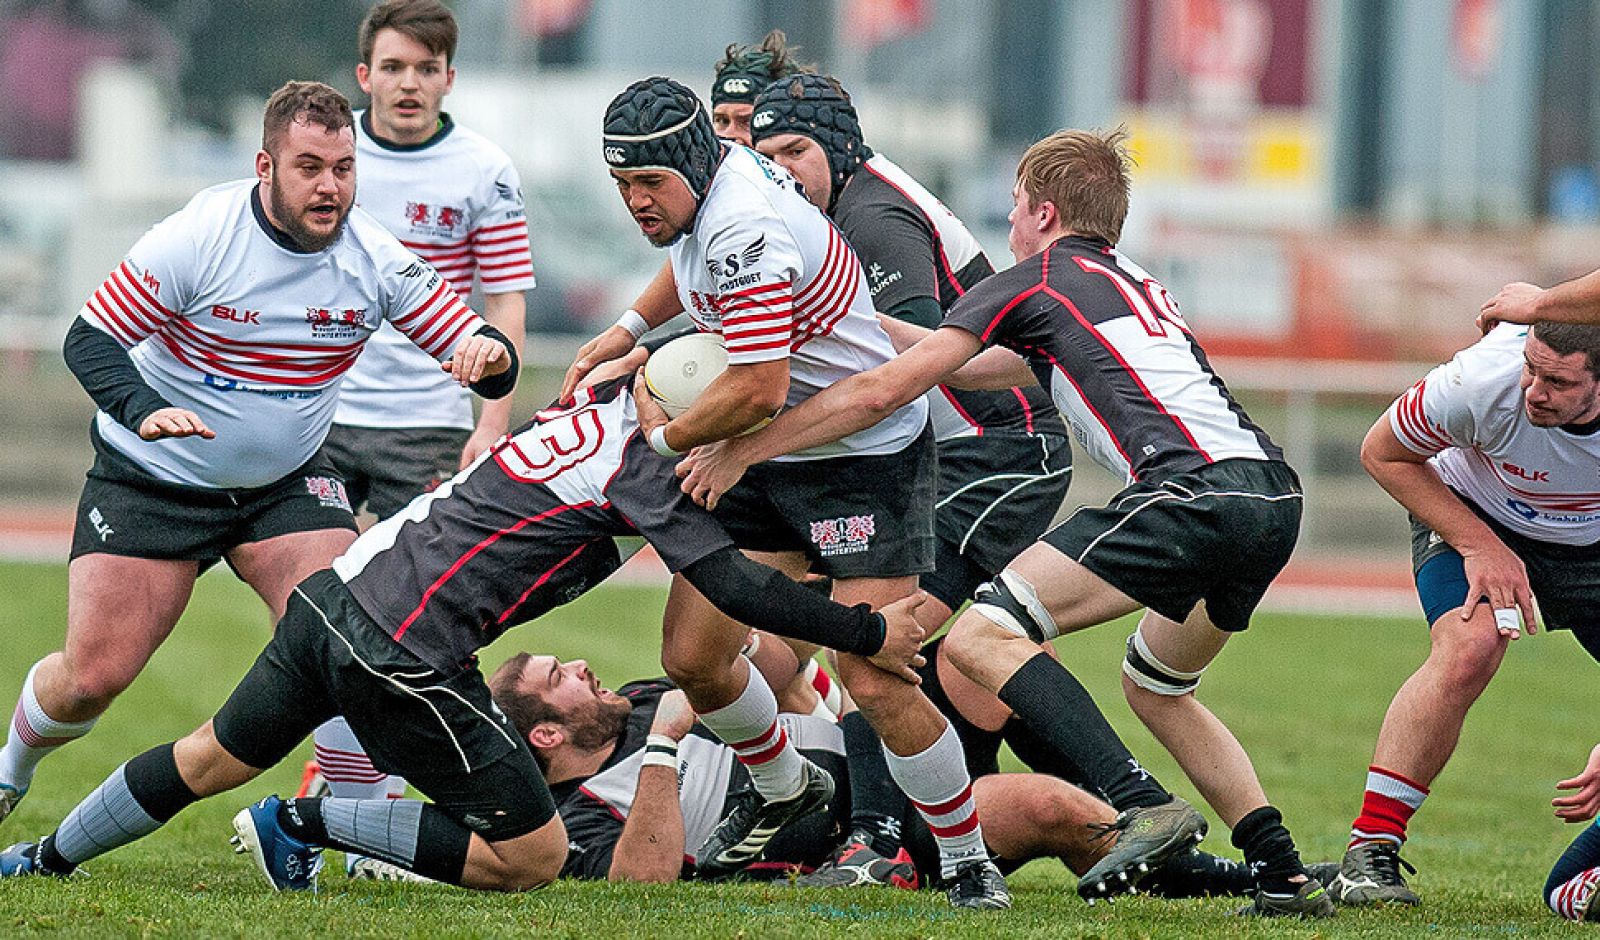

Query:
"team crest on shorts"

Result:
[[304, 475, 352, 512], [809, 514, 875, 557]]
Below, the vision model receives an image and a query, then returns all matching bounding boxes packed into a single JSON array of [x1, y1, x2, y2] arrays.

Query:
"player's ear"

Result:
[[444, 64, 456, 95], [528, 722, 564, 750], [355, 62, 372, 94], [1035, 198, 1059, 233], [255, 150, 272, 185]]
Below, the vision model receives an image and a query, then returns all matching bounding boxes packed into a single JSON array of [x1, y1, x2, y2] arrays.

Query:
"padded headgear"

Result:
[[712, 48, 780, 106], [749, 74, 872, 212], [603, 77, 721, 202]]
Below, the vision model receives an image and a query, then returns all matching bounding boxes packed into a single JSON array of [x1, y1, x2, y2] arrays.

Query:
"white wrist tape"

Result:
[[615, 309, 649, 339], [641, 733, 679, 770], [648, 424, 680, 457]]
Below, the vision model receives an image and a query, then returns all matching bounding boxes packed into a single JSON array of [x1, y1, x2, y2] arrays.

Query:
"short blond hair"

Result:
[[1016, 128, 1132, 245]]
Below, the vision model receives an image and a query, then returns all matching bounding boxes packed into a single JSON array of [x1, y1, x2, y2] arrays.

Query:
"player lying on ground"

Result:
[[749, 73, 1075, 884], [658, 128, 1332, 918], [0, 80, 515, 833], [484, 650, 1256, 898], [570, 77, 1008, 909], [1543, 744, 1600, 921], [1325, 320, 1600, 906], [0, 374, 924, 891]]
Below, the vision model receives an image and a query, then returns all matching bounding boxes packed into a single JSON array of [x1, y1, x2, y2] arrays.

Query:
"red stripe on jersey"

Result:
[[722, 281, 790, 302], [156, 333, 358, 386], [110, 266, 171, 327], [392, 281, 450, 329], [1020, 340, 1136, 476], [860, 162, 962, 298], [723, 320, 792, 341], [166, 315, 364, 356], [793, 230, 862, 347], [1042, 283, 1212, 463], [413, 245, 473, 264], [978, 284, 1044, 342], [400, 235, 471, 250], [494, 541, 594, 626], [480, 268, 534, 286], [478, 254, 532, 271], [471, 244, 529, 260], [86, 290, 142, 347], [103, 274, 166, 338], [794, 279, 859, 349], [1011, 386, 1035, 433], [412, 303, 476, 355], [425, 315, 476, 359], [1397, 383, 1452, 451], [727, 337, 793, 355], [470, 231, 528, 248], [939, 386, 982, 435], [472, 219, 526, 238], [117, 262, 175, 317], [793, 227, 848, 313], [395, 501, 595, 639]]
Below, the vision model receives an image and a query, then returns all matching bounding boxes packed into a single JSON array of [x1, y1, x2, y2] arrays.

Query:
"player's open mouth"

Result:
[[635, 215, 661, 234], [307, 205, 338, 223], [395, 99, 422, 115]]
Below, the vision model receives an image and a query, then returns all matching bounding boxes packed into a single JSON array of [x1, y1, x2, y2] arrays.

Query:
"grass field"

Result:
[[0, 559, 1597, 937]]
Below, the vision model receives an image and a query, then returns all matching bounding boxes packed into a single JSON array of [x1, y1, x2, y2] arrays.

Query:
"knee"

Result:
[[834, 653, 899, 711], [480, 834, 566, 892], [1122, 670, 1192, 717], [56, 658, 136, 714], [1434, 632, 1504, 696], [943, 615, 993, 679], [661, 645, 734, 700]]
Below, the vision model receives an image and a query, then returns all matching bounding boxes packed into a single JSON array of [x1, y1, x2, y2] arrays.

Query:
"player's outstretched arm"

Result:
[[1554, 743, 1600, 823], [668, 327, 981, 509], [62, 317, 215, 441], [440, 324, 518, 392], [461, 292, 528, 468], [878, 313, 1035, 390], [561, 262, 684, 401], [1481, 270, 1600, 333], [1361, 416, 1536, 633], [608, 690, 693, 882]]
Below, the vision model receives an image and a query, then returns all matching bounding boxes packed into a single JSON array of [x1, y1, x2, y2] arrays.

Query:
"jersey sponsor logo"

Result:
[[306, 306, 369, 339], [304, 475, 352, 511], [604, 145, 628, 165], [722, 77, 753, 96], [706, 235, 766, 281], [494, 180, 524, 208], [495, 407, 606, 484], [397, 261, 428, 279], [866, 262, 902, 297], [809, 514, 876, 557], [141, 269, 161, 295], [210, 304, 260, 325], [405, 201, 431, 225], [404, 202, 466, 237], [1502, 461, 1550, 483], [687, 290, 722, 328]]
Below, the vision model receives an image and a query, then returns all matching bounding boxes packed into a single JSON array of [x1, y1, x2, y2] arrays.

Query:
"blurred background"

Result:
[[1, 0, 1592, 605]]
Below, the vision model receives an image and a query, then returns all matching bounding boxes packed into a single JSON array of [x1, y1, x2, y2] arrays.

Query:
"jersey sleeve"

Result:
[[938, 265, 1034, 347], [708, 211, 801, 365], [470, 160, 537, 293], [842, 200, 938, 316], [382, 254, 488, 361], [556, 796, 624, 880], [605, 433, 735, 571], [1385, 331, 1518, 455], [80, 213, 195, 347]]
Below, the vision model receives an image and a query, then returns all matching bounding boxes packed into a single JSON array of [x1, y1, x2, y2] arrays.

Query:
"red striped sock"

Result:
[[884, 722, 987, 878], [698, 672, 804, 800], [1551, 867, 1600, 920], [1350, 765, 1428, 847]]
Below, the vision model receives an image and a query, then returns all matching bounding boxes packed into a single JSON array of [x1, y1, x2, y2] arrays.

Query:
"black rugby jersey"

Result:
[[941, 236, 1281, 483], [833, 155, 1058, 438], [332, 379, 733, 673]]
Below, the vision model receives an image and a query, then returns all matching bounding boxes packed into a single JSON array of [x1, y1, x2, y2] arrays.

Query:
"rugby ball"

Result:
[[643, 332, 728, 419]]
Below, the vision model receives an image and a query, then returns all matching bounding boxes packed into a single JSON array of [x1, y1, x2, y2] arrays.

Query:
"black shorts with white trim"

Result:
[[213, 569, 554, 842], [1040, 459, 1302, 632]]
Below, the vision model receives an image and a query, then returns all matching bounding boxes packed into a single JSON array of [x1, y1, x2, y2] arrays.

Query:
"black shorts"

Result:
[[712, 424, 936, 579], [321, 424, 470, 520], [213, 570, 555, 842], [1041, 459, 1303, 633], [922, 431, 1073, 609], [71, 426, 356, 565], [1410, 503, 1600, 653]]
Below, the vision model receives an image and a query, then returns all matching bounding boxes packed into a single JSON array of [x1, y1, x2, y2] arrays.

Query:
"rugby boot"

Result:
[[1078, 796, 1208, 899], [294, 761, 328, 800], [346, 853, 437, 884], [0, 841, 45, 877], [944, 858, 1011, 910], [1303, 859, 1342, 889], [230, 796, 323, 892], [696, 760, 834, 879], [796, 833, 918, 889], [1328, 840, 1419, 906], [1234, 877, 1337, 918], [0, 782, 26, 828], [1582, 881, 1600, 923]]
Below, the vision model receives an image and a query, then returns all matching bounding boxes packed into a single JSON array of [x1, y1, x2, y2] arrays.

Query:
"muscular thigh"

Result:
[[229, 528, 357, 620], [63, 554, 198, 680]]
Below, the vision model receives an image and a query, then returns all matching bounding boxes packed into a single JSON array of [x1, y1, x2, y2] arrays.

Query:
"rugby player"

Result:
[[566, 77, 1010, 908], [0, 82, 515, 832], [749, 75, 1075, 884], [1322, 321, 1600, 905], [309, 0, 537, 814], [664, 128, 1333, 918], [0, 373, 926, 891], [1543, 743, 1600, 921], [710, 29, 810, 147]]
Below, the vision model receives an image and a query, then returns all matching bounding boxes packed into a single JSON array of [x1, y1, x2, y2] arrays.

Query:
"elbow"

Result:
[[752, 384, 788, 420]]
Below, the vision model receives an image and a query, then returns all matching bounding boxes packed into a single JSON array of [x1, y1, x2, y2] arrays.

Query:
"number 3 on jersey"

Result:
[[495, 394, 606, 483], [1074, 257, 1188, 338]]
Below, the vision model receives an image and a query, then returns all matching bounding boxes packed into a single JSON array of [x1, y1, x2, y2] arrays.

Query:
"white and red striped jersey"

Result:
[[1388, 323, 1600, 544], [669, 145, 926, 460], [82, 178, 484, 488], [335, 112, 535, 430]]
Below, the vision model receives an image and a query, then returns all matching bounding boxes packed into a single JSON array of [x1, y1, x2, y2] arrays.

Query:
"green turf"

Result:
[[0, 559, 1597, 937]]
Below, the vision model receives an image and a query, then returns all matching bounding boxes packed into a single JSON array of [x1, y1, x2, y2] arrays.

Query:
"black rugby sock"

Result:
[[1232, 805, 1308, 895], [997, 653, 1170, 811], [1142, 848, 1254, 898], [840, 711, 907, 855]]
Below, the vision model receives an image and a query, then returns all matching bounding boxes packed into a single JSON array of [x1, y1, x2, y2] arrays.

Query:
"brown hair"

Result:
[[262, 81, 354, 154], [359, 0, 459, 66], [1015, 128, 1133, 245], [489, 653, 561, 772], [1532, 321, 1600, 379], [714, 29, 813, 80]]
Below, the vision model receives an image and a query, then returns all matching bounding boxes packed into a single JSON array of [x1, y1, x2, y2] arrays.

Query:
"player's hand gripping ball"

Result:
[[642, 332, 728, 418]]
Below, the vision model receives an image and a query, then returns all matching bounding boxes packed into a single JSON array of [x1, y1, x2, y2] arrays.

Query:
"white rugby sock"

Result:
[[884, 721, 987, 879], [0, 661, 96, 789], [312, 717, 406, 800], [696, 671, 805, 801]]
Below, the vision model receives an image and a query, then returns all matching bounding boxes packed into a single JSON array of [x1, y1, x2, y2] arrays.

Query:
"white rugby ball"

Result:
[[643, 332, 729, 419]]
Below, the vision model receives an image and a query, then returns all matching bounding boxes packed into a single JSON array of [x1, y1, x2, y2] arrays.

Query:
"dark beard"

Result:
[[269, 179, 348, 252], [566, 698, 634, 752]]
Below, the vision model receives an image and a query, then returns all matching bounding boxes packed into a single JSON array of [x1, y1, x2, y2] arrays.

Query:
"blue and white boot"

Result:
[[230, 796, 323, 892]]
